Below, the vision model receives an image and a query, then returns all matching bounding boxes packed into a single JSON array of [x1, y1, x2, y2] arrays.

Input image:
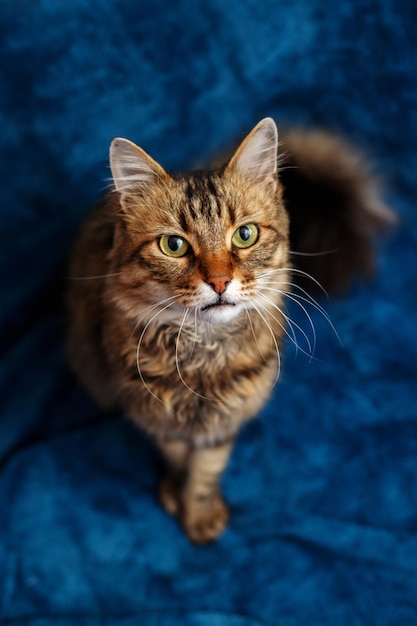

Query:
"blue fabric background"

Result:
[[1, 1, 416, 624]]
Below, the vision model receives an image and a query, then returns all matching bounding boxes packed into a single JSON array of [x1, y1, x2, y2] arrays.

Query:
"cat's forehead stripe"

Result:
[[178, 208, 190, 233], [205, 177, 223, 219], [182, 174, 227, 224], [184, 180, 199, 222]]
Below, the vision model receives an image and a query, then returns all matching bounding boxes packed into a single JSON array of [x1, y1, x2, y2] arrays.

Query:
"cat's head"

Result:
[[109, 118, 289, 326]]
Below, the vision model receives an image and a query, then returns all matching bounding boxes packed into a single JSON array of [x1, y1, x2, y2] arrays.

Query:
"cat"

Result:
[[67, 118, 392, 543]]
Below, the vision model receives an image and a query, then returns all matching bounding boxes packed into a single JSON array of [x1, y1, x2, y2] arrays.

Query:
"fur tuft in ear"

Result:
[[109, 138, 168, 194], [227, 118, 278, 186]]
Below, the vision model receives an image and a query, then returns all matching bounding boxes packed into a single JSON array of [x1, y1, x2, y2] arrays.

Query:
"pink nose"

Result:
[[207, 275, 231, 295]]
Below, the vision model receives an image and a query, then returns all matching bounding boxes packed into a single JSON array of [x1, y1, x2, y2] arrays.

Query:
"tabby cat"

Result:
[[67, 118, 391, 543]]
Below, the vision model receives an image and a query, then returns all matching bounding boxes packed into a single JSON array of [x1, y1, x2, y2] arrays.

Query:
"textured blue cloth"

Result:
[[1, 1, 416, 624]]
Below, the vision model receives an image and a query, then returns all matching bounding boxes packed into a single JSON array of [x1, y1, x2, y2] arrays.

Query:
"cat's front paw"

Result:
[[159, 478, 229, 544], [158, 475, 181, 517], [181, 494, 229, 544]]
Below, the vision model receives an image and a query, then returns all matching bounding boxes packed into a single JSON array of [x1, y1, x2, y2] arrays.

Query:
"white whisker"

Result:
[[255, 292, 301, 353], [289, 249, 339, 257], [67, 272, 123, 280], [136, 301, 177, 408], [248, 297, 281, 388], [256, 291, 315, 359], [260, 279, 337, 332], [260, 279, 341, 347], [188, 307, 199, 364], [257, 267, 328, 297], [277, 290, 317, 356], [260, 278, 322, 303], [129, 295, 179, 341], [175, 309, 215, 402], [285, 291, 343, 347], [243, 304, 268, 365], [258, 270, 343, 352]]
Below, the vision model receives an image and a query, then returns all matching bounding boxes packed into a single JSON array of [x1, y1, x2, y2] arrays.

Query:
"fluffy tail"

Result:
[[279, 129, 395, 293]]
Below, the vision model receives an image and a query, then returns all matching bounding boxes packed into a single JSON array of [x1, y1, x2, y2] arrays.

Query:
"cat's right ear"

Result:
[[226, 117, 278, 188], [109, 138, 168, 195]]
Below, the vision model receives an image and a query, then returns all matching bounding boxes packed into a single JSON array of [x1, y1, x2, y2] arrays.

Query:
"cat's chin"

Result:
[[198, 303, 243, 325]]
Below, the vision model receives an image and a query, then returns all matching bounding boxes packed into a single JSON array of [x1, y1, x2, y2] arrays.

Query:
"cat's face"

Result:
[[109, 118, 289, 326]]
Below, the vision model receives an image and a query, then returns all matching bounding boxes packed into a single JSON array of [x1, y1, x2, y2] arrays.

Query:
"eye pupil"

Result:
[[239, 226, 251, 241], [168, 236, 182, 252]]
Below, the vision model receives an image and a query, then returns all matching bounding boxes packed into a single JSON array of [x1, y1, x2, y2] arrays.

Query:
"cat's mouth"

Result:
[[199, 299, 243, 325], [201, 301, 235, 312]]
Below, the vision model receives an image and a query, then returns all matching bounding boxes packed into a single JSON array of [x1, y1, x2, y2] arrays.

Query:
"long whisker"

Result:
[[255, 292, 302, 355], [67, 272, 123, 280], [136, 301, 176, 408], [259, 278, 329, 315], [260, 278, 324, 303], [286, 292, 343, 347], [243, 303, 268, 365], [256, 292, 314, 359], [290, 249, 339, 257], [257, 267, 328, 297], [248, 297, 281, 388], [260, 283, 342, 347], [129, 295, 179, 341], [188, 307, 199, 364], [273, 289, 317, 356], [175, 309, 215, 401]]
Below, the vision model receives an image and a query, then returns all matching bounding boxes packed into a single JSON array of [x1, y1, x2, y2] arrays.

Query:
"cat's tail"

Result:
[[279, 129, 396, 294]]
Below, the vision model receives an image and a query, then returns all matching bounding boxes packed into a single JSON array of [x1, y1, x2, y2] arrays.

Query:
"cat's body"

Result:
[[67, 119, 391, 543]]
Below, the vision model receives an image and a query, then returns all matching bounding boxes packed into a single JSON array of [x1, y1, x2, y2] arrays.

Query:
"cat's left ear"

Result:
[[226, 117, 278, 188], [109, 137, 169, 195]]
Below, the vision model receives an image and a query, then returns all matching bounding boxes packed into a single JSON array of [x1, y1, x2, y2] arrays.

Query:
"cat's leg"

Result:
[[156, 438, 190, 517], [181, 440, 233, 544]]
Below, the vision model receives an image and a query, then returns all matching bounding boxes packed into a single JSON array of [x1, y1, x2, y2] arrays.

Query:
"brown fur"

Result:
[[66, 119, 391, 543]]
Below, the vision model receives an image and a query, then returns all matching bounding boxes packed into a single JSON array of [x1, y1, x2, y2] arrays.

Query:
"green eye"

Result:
[[159, 234, 189, 258], [232, 224, 259, 249]]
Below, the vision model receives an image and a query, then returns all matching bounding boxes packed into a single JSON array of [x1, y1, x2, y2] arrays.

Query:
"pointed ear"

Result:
[[226, 118, 278, 186], [109, 137, 168, 195]]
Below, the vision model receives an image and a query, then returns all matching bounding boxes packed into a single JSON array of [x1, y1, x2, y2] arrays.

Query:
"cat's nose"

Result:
[[207, 275, 231, 295]]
